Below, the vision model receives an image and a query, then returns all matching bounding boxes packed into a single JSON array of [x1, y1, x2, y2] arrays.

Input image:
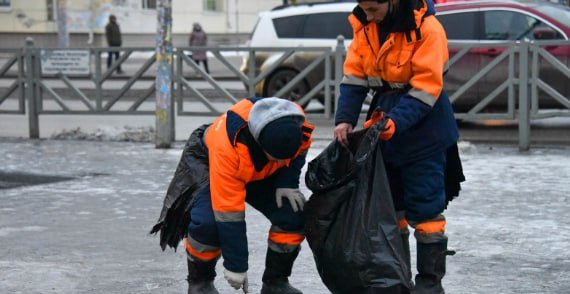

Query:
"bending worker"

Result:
[[162, 97, 313, 293], [334, 0, 460, 293]]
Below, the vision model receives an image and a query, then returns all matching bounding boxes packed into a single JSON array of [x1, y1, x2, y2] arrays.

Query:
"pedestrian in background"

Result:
[[189, 22, 210, 74], [151, 97, 314, 293], [334, 0, 463, 292], [105, 14, 123, 74]]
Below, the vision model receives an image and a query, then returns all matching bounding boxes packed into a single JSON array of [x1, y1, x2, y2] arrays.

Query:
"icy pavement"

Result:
[[0, 137, 569, 293]]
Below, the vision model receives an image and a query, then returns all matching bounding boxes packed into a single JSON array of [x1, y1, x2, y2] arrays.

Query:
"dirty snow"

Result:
[[0, 133, 569, 293]]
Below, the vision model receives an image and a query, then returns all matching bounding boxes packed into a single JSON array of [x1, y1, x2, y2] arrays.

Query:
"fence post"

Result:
[[94, 49, 103, 111], [334, 35, 345, 114], [25, 37, 39, 139], [155, 0, 174, 148], [248, 49, 256, 97], [518, 40, 530, 151], [176, 49, 183, 115]]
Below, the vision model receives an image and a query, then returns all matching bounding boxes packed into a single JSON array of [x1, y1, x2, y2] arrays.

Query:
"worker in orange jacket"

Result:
[[161, 97, 313, 294], [334, 0, 461, 293]]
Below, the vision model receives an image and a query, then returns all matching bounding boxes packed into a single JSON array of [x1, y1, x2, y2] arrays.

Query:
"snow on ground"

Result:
[[0, 132, 569, 293]]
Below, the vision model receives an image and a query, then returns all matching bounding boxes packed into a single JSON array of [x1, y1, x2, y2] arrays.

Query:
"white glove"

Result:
[[223, 268, 248, 292], [275, 188, 306, 212]]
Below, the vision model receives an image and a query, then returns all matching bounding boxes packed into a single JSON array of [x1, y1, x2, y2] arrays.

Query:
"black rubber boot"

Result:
[[414, 240, 455, 294], [187, 257, 219, 294], [261, 247, 302, 294]]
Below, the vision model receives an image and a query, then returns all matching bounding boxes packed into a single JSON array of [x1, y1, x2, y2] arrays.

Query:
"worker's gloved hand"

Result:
[[275, 188, 306, 212], [379, 118, 396, 141], [363, 109, 396, 141], [223, 268, 248, 292], [363, 110, 385, 129]]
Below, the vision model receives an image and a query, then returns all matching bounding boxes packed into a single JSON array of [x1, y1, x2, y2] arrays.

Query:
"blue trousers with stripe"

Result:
[[385, 150, 447, 223], [187, 176, 304, 260]]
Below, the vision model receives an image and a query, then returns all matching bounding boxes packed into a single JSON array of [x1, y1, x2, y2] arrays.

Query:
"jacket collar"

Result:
[[236, 127, 268, 172], [350, 0, 433, 33]]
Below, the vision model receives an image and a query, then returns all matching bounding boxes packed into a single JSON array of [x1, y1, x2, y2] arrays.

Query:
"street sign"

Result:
[[41, 49, 91, 75]]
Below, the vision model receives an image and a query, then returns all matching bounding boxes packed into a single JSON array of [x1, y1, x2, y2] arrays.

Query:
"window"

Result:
[[437, 12, 478, 40], [483, 11, 516, 40], [274, 15, 306, 38], [273, 12, 353, 39], [535, 5, 570, 29], [114, 0, 128, 6], [142, 0, 156, 9], [482, 11, 562, 41], [204, 0, 223, 12], [303, 13, 352, 39], [46, 0, 54, 21], [0, 0, 11, 10], [483, 11, 532, 40]]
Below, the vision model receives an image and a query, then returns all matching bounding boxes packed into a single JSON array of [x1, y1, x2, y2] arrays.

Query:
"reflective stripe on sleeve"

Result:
[[409, 88, 437, 107]]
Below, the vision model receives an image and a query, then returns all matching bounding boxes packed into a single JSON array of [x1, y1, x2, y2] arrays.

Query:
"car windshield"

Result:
[[533, 4, 570, 29]]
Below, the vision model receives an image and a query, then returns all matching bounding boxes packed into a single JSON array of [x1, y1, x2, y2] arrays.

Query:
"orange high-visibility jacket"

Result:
[[336, 0, 458, 165], [203, 97, 313, 272], [344, 0, 448, 108]]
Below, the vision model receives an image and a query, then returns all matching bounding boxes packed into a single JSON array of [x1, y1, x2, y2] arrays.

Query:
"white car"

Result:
[[241, 2, 355, 107]]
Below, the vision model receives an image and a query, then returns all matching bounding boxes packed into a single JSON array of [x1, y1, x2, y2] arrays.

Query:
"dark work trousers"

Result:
[[385, 151, 447, 223], [107, 47, 122, 72], [191, 58, 210, 74], [187, 178, 304, 258]]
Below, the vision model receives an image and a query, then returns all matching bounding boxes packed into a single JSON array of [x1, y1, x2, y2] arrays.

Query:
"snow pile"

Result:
[[50, 126, 155, 142]]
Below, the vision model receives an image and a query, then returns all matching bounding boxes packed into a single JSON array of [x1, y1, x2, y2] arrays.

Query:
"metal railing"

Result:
[[0, 48, 25, 114], [0, 37, 569, 150]]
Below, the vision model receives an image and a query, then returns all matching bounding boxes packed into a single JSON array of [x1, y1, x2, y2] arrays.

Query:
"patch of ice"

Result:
[[0, 226, 47, 237]]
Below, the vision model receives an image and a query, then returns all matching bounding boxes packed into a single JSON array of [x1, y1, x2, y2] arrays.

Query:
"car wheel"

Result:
[[264, 69, 310, 108]]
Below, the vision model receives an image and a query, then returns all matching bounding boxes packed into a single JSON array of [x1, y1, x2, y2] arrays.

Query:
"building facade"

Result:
[[0, 0, 285, 47]]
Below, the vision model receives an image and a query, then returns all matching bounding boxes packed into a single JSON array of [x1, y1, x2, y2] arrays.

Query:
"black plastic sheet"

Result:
[[150, 124, 210, 250], [304, 123, 411, 293]]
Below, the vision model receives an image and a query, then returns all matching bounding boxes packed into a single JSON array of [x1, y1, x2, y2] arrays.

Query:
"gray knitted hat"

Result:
[[248, 98, 305, 159]]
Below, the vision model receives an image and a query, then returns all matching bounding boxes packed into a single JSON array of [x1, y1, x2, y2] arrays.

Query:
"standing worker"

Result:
[[189, 22, 210, 74], [152, 97, 314, 294], [334, 0, 462, 293], [105, 14, 123, 74]]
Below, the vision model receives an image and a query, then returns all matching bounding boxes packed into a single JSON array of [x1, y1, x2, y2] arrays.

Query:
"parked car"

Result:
[[436, 0, 570, 110], [240, 2, 354, 107], [242, 0, 570, 111]]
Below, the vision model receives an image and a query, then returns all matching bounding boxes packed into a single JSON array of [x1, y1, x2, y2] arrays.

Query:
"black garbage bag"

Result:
[[304, 123, 411, 293], [149, 124, 210, 250], [444, 143, 465, 208]]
